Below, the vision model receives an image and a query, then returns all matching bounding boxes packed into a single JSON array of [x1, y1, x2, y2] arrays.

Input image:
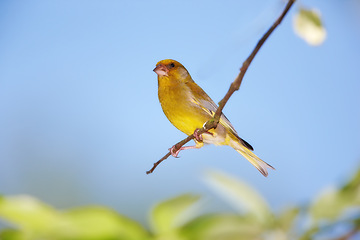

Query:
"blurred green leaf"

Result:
[[0, 229, 26, 240], [1, 168, 360, 240], [276, 206, 300, 232], [0, 195, 150, 240], [204, 170, 272, 224], [62, 207, 150, 240], [151, 194, 200, 236], [310, 187, 346, 220], [0, 195, 60, 239], [310, 169, 360, 221], [181, 213, 263, 240], [298, 225, 320, 240], [341, 168, 360, 195], [293, 7, 326, 46]]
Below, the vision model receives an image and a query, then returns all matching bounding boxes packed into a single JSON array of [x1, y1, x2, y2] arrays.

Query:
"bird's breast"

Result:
[[158, 81, 210, 135]]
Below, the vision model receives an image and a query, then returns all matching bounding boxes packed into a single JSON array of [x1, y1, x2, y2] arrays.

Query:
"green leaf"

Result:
[[0, 229, 26, 240], [0, 196, 150, 240], [0, 195, 60, 237], [275, 207, 300, 234], [204, 170, 272, 224], [310, 187, 344, 220], [150, 194, 201, 235], [62, 207, 150, 240], [310, 187, 360, 221], [298, 225, 320, 240], [341, 168, 360, 195], [310, 169, 360, 221], [181, 214, 263, 240], [293, 7, 326, 46]]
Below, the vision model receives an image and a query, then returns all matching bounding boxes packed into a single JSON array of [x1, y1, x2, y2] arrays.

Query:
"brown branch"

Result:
[[332, 228, 359, 240], [146, 0, 296, 174]]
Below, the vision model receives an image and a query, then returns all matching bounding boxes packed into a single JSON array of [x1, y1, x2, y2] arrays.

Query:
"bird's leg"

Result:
[[169, 145, 199, 158], [169, 128, 213, 158]]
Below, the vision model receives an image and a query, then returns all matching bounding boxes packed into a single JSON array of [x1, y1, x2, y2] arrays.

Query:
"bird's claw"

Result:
[[194, 128, 203, 142], [169, 146, 180, 158], [194, 128, 213, 142], [168, 128, 211, 158]]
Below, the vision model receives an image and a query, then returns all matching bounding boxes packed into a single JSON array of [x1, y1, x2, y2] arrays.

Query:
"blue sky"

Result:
[[0, 0, 359, 223]]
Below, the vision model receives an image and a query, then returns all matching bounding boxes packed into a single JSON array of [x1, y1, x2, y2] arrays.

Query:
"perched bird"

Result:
[[153, 59, 274, 177]]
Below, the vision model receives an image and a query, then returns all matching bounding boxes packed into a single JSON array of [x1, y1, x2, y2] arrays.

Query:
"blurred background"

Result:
[[0, 0, 359, 226]]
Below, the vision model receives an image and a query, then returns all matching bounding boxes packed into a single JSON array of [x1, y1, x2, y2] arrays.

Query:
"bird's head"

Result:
[[153, 59, 191, 82]]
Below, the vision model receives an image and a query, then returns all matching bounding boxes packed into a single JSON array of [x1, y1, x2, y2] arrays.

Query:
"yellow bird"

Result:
[[153, 59, 274, 177]]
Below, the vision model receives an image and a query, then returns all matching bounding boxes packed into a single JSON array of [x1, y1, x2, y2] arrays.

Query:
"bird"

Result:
[[153, 59, 274, 177]]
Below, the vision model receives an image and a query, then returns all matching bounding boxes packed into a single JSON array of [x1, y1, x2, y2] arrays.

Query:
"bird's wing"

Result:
[[187, 82, 254, 151]]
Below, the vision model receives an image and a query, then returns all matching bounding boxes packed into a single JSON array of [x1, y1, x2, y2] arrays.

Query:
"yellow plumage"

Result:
[[154, 59, 274, 177]]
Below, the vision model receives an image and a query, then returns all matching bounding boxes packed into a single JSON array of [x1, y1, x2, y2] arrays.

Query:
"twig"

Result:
[[334, 228, 359, 240], [146, 0, 296, 174]]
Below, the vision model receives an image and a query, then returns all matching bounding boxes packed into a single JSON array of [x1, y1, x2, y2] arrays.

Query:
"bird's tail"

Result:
[[231, 139, 275, 177]]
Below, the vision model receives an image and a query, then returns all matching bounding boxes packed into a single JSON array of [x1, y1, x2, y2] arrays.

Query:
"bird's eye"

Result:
[[169, 63, 175, 68]]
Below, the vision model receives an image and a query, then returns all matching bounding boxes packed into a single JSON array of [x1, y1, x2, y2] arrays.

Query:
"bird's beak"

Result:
[[153, 64, 168, 77]]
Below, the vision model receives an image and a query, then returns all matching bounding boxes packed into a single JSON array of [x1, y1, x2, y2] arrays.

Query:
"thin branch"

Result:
[[146, 0, 296, 174], [334, 228, 359, 240]]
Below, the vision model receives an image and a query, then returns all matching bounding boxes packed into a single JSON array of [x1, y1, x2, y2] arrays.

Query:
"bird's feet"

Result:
[[169, 128, 213, 158], [169, 145, 198, 158]]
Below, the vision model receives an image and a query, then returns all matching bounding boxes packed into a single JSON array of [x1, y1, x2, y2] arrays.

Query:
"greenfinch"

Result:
[[154, 59, 274, 177]]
